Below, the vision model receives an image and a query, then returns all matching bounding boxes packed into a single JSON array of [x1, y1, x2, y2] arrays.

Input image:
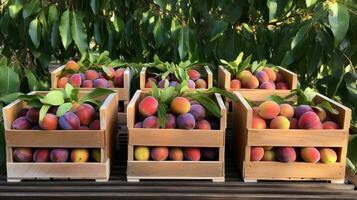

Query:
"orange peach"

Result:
[[258, 101, 280, 119], [270, 116, 290, 129]]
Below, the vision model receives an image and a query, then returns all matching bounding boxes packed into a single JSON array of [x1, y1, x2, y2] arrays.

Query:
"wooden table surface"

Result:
[[0, 126, 356, 199]]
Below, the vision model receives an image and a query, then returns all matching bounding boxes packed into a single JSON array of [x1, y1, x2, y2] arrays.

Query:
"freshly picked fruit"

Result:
[[13, 148, 101, 163], [143, 57, 210, 89], [220, 52, 290, 90], [10, 84, 114, 130], [134, 146, 218, 161], [57, 51, 128, 89], [250, 146, 338, 164], [134, 81, 237, 130], [250, 89, 340, 130]]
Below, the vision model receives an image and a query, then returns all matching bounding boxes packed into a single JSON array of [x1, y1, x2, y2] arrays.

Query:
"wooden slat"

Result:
[[245, 161, 345, 180], [127, 161, 224, 178], [128, 129, 224, 147]]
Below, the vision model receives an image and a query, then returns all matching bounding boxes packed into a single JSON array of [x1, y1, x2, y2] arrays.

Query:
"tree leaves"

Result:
[[40, 90, 64, 106], [267, 0, 278, 21], [59, 10, 72, 49], [71, 11, 88, 54], [178, 25, 189, 60], [22, 0, 41, 19], [328, 2, 350, 44], [29, 18, 41, 48], [0, 62, 20, 94], [291, 22, 311, 49], [9, 0, 22, 18], [305, 0, 317, 7], [153, 17, 165, 47]]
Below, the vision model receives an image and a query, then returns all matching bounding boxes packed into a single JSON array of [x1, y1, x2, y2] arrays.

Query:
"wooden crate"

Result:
[[232, 91, 351, 183], [51, 65, 132, 124], [140, 66, 213, 91], [126, 90, 226, 182], [2, 92, 118, 182]]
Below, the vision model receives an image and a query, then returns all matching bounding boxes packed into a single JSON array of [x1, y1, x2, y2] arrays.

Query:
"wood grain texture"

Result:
[[127, 91, 226, 181], [2, 92, 118, 182], [231, 91, 351, 182]]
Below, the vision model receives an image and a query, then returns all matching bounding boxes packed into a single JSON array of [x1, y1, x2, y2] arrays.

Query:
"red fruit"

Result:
[[26, 108, 39, 124], [298, 111, 323, 129], [40, 113, 58, 130], [138, 96, 159, 117], [82, 80, 93, 88], [12, 116, 32, 130], [76, 104, 96, 126], [59, 112, 80, 130], [33, 148, 50, 162], [230, 79, 241, 89], [322, 121, 339, 129], [57, 76, 69, 88], [103, 67, 115, 79], [276, 82, 288, 90], [188, 69, 201, 81], [250, 147, 264, 161], [184, 147, 201, 161], [69, 74, 82, 88], [89, 120, 100, 130], [85, 70, 99, 80]]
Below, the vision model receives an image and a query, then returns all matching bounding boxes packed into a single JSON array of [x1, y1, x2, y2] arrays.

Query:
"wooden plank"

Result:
[[247, 129, 348, 147], [127, 161, 224, 178], [5, 131, 105, 147], [204, 65, 213, 89], [7, 160, 110, 181], [128, 129, 224, 147], [244, 161, 345, 180]]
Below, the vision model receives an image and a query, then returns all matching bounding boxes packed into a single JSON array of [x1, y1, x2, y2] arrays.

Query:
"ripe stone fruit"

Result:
[[258, 100, 280, 120], [39, 113, 58, 130], [151, 147, 169, 161], [13, 147, 33, 162], [71, 148, 90, 162], [170, 97, 191, 114], [138, 96, 158, 117], [65, 60, 79, 72], [76, 103, 96, 126], [33, 148, 50, 162], [134, 146, 150, 161], [50, 148, 69, 162], [91, 149, 101, 162]]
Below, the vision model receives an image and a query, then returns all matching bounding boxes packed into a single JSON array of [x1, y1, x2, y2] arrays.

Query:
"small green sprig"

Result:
[[18, 84, 115, 124]]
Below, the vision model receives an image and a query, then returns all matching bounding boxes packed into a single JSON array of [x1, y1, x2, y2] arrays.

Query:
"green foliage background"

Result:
[[0, 0, 356, 169]]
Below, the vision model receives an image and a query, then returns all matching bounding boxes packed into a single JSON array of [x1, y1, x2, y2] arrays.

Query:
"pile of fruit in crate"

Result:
[[135, 81, 236, 130], [134, 147, 218, 161], [144, 57, 210, 89], [220, 52, 290, 89], [11, 85, 114, 130], [251, 91, 340, 130], [12, 148, 101, 162], [57, 51, 127, 88], [250, 146, 338, 164]]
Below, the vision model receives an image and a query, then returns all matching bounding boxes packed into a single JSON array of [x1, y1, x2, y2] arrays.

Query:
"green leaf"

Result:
[[178, 25, 189, 60], [9, 0, 22, 18], [25, 70, 47, 91], [90, 0, 100, 14], [303, 87, 317, 103], [306, 0, 317, 7], [0, 92, 23, 104], [65, 83, 74, 99], [0, 63, 20, 94], [113, 14, 124, 33], [153, 17, 165, 46], [151, 82, 161, 99], [315, 101, 339, 115], [56, 103, 73, 117], [190, 95, 221, 118], [79, 88, 114, 104], [70, 88, 79, 102], [209, 19, 228, 41], [267, 0, 278, 21], [328, 2, 350, 44], [71, 11, 88, 53], [234, 52, 244, 66], [22, 0, 40, 18], [265, 94, 285, 104], [28, 18, 41, 48], [102, 66, 112, 77], [59, 10, 72, 49], [207, 87, 238, 102], [291, 23, 311, 49], [48, 4, 59, 25], [39, 104, 51, 123], [161, 86, 175, 103], [157, 103, 167, 128], [348, 135, 357, 172], [40, 91, 64, 106]]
